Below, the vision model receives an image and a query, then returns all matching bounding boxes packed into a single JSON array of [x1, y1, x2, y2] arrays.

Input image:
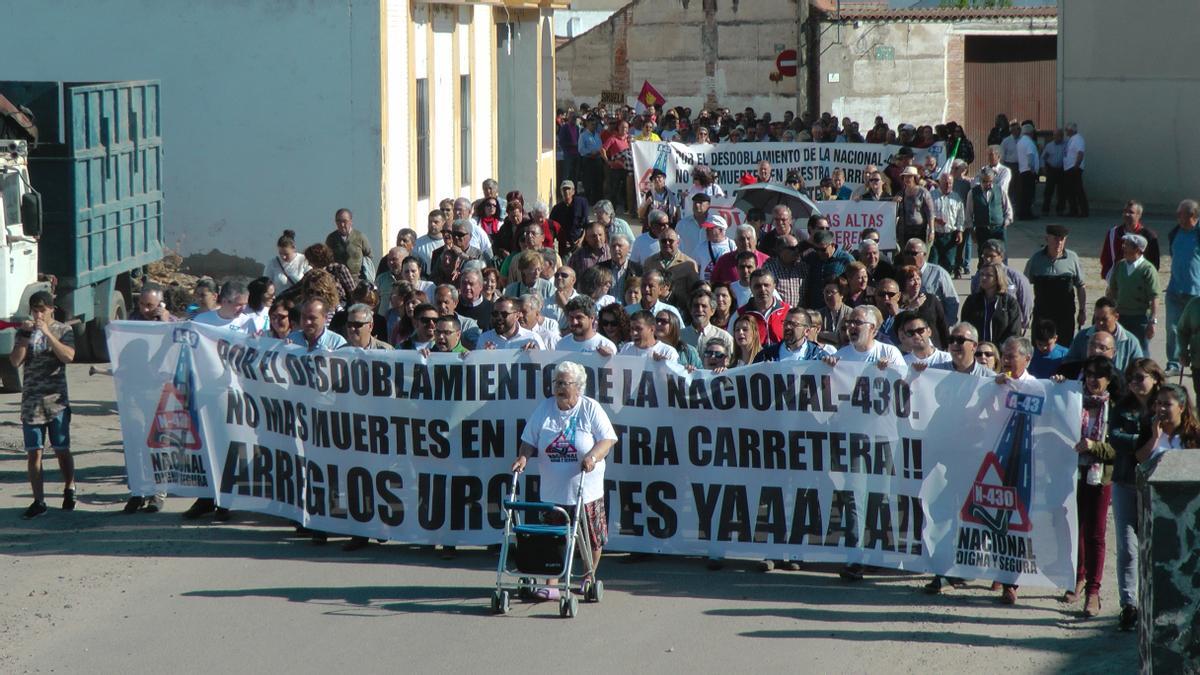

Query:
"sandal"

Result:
[[533, 587, 560, 602]]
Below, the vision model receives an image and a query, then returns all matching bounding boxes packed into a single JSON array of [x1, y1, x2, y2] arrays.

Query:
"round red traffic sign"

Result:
[[776, 49, 797, 77]]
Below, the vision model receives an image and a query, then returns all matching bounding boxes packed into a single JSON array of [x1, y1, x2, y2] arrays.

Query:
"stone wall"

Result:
[[556, 0, 802, 115], [1138, 450, 1200, 672], [816, 17, 1056, 127]]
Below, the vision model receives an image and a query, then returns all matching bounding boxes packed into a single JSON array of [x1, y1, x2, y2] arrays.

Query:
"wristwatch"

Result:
[[1150, 318, 1159, 324]]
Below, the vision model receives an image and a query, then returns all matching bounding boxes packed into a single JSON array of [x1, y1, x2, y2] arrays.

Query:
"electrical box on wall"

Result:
[[828, 72, 840, 83]]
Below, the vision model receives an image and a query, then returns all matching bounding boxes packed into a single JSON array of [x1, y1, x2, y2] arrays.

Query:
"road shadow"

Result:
[[183, 584, 489, 617]]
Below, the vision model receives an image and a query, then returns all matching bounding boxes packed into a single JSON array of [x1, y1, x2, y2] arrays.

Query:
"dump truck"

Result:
[[0, 80, 164, 389]]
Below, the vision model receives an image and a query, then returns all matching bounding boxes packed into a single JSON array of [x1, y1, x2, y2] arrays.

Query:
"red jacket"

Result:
[[1100, 222, 1160, 280], [737, 299, 790, 347]]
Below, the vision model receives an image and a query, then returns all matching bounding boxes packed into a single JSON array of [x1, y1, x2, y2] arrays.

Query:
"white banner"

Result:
[[632, 140, 946, 198], [110, 323, 1081, 588]]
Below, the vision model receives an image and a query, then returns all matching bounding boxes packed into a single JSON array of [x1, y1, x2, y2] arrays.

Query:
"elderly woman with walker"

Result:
[[497, 361, 616, 617]]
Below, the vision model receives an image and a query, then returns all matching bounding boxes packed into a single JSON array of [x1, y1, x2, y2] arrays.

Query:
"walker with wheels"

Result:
[[491, 471, 602, 618]]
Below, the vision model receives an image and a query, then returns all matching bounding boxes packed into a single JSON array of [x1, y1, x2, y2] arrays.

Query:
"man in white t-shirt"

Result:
[[477, 296, 544, 350], [897, 312, 952, 369], [824, 305, 907, 374], [192, 280, 254, 332], [618, 310, 678, 361], [557, 297, 617, 355], [1063, 122, 1088, 217]]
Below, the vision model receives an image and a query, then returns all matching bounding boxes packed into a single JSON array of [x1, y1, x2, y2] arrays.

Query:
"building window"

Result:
[[460, 75, 471, 188], [416, 78, 429, 199]]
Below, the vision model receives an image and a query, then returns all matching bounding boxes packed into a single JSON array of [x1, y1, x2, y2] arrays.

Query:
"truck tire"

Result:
[[0, 359, 20, 393], [88, 290, 128, 363]]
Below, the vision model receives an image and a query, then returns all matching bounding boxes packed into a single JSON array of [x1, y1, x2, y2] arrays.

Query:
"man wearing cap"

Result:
[[896, 165, 934, 246], [549, 180, 590, 258], [676, 193, 727, 254], [690, 216, 734, 282], [637, 168, 680, 228], [711, 224, 771, 285], [1016, 124, 1040, 220], [1106, 233, 1160, 354], [964, 167, 1013, 250], [1025, 224, 1087, 344], [1100, 200, 1160, 280]]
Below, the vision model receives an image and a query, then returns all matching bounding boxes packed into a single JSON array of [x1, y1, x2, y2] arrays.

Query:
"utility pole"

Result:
[[796, 0, 811, 117]]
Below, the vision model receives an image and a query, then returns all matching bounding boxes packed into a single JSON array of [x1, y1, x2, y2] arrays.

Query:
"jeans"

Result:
[[606, 166, 629, 212], [957, 233, 972, 274], [930, 232, 958, 273], [1042, 167, 1065, 214], [1111, 482, 1139, 607], [1075, 477, 1112, 595], [1119, 314, 1149, 357], [1165, 292, 1193, 366]]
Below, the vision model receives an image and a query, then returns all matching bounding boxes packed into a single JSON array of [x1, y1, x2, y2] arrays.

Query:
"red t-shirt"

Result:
[[602, 136, 630, 169]]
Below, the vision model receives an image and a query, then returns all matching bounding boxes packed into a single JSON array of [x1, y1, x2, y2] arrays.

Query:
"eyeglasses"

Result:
[[417, 316, 438, 324], [347, 321, 370, 329], [553, 380, 578, 388], [434, 328, 459, 336], [784, 321, 808, 329], [947, 335, 975, 346], [450, 231, 470, 239], [703, 350, 727, 359], [903, 326, 929, 337], [976, 351, 996, 359], [492, 310, 516, 318], [879, 291, 899, 299], [844, 319, 875, 328], [868, 178, 881, 183]]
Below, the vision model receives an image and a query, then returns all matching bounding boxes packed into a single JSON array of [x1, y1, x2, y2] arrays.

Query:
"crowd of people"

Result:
[[556, 103, 1094, 242], [9, 106, 1186, 634]]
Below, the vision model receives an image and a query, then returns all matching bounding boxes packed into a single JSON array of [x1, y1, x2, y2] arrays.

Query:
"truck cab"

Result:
[[0, 141, 49, 390]]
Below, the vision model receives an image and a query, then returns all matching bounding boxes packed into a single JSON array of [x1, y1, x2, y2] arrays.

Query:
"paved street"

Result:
[[0, 213, 1160, 673]]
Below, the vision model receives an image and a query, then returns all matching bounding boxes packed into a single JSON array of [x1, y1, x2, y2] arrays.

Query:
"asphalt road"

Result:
[[0, 213, 1160, 674]]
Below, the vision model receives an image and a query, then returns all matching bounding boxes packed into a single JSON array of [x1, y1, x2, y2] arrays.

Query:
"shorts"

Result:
[[541, 496, 609, 551], [23, 408, 71, 452]]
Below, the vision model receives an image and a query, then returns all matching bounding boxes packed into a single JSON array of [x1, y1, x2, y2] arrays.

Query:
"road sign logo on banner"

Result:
[[959, 391, 1040, 535], [143, 327, 210, 487]]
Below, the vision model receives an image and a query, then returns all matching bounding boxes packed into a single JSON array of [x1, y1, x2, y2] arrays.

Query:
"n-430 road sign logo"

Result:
[[960, 391, 1041, 534], [146, 328, 203, 450]]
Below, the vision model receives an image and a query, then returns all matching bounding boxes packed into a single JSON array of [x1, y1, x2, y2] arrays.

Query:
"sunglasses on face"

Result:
[[450, 231, 470, 239], [347, 321, 371, 329], [947, 335, 975, 346], [903, 326, 929, 337], [703, 350, 727, 359], [600, 319, 620, 327], [977, 351, 995, 358], [844, 319, 875, 328], [879, 291, 899, 299], [417, 316, 438, 324]]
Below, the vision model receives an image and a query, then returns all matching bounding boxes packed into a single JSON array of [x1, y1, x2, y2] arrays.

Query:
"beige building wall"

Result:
[[557, 0, 802, 114], [818, 17, 1055, 128], [1059, 0, 1200, 211]]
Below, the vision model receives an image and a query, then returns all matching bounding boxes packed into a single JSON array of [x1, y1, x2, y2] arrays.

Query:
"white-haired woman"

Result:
[[512, 361, 617, 601], [592, 200, 635, 247]]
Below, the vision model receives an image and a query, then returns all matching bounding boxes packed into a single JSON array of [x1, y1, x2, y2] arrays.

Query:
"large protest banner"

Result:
[[631, 140, 946, 197], [111, 322, 1081, 588]]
